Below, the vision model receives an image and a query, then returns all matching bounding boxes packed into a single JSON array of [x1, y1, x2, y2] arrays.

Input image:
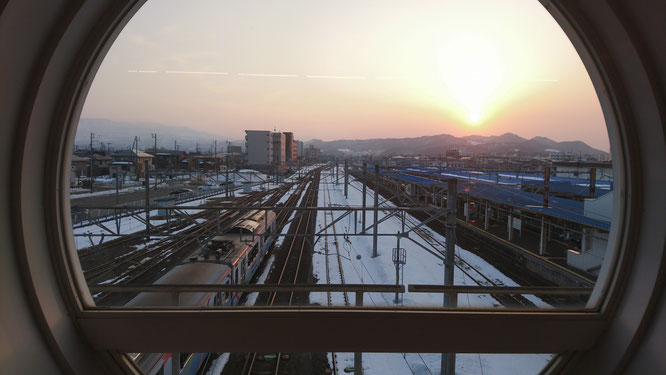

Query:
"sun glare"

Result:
[[438, 35, 504, 126]]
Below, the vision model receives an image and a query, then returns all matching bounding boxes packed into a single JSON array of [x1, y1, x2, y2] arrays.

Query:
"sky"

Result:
[[80, 0, 610, 151]]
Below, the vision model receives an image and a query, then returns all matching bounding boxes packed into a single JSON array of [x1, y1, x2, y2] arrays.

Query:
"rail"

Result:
[[89, 284, 592, 296], [408, 285, 592, 295]]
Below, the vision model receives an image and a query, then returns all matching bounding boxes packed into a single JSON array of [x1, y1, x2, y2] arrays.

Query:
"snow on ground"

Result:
[[72, 189, 234, 250], [313, 169, 552, 374], [71, 176, 295, 251], [245, 255, 275, 306], [70, 184, 140, 199], [331, 352, 552, 375]]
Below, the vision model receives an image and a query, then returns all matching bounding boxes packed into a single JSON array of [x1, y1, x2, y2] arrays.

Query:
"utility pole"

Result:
[[335, 158, 339, 185], [115, 167, 120, 204], [89, 132, 94, 193], [226, 152, 230, 198], [372, 164, 379, 258], [344, 159, 349, 198], [362, 162, 367, 233], [393, 212, 406, 304], [133, 136, 139, 181], [144, 160, 151, 240], [214, 140, 218, 182], [543, 166, 550, 208], [152, 133, 157, 189], [442, 178, 458, 375]]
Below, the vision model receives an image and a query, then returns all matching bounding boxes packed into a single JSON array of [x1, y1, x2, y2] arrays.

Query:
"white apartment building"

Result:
[[245, 130, 273, 165]]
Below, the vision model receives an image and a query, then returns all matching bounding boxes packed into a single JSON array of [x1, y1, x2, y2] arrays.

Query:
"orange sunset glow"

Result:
[[81, 0, 609, 151]]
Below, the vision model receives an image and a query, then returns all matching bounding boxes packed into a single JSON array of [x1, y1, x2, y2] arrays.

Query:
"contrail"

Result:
[[165, 70, 228, 75], [306, 75, 367, 80], [237, 73, 298, 77], [128, 70, 158, 73], [374, 75, 410, 80]]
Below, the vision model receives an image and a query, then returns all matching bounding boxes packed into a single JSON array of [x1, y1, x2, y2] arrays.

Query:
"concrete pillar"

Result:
[[484, 204, 490, 230], [508, 212, 514, 242], [539, 217, 547, 255]]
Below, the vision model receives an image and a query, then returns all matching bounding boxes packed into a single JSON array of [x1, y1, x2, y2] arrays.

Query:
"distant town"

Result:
[[71, 127, 611, 189]]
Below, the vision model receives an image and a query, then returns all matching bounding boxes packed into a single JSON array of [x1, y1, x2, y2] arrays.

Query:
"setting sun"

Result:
[[438, 35, 504, 126]]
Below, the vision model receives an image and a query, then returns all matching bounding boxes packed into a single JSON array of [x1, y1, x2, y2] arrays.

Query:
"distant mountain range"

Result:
[[75, 118, 607, 156], [306, 133, 608, 156], [75, 118, 243, 152]]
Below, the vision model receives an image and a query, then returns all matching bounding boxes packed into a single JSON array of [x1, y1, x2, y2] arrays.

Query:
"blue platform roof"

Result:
[[383, 170, 611, 230], [399, 166, 612, 197]]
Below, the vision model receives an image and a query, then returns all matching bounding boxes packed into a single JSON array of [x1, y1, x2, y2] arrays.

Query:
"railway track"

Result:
[[360, 173, 578, 308], [324, 169, 349, 306], [241, 168, 322, 375], [322, 169, 350, 375], [360, 172, 536, 307], [403, 215, 535, 308], [76, 195, 228, 258], [91, 185, 294, 305]]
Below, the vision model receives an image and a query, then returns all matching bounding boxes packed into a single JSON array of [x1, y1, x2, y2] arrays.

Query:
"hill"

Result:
[[306, 133, 607, 156]]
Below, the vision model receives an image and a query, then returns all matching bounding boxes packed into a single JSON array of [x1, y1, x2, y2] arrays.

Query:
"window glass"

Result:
[[73, 0, 612, 312], [128, 352, 555, 375]]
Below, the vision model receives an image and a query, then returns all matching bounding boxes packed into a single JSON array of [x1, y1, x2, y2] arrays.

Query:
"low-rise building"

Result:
[[553, 161, 613, 181], [110, 149, 154, 178], [91, 154, 112, 176], [70, 155, 88, 186], [227, 144, 242, 154], [153, 150, 187, 171], [305, 145, 321, 162], [567, 191, 612, 276]]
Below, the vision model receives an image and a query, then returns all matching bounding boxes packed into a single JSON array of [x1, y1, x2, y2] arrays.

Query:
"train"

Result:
[[128, 209, 277, 375]]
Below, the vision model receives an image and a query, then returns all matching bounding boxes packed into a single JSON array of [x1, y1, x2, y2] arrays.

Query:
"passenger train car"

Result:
[[127, 209, 277, 375]]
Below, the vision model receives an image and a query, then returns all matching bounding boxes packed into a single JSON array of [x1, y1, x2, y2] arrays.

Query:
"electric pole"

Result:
[[442, 178, 458, 375], [89, 133, 94, 193], [152, 133, 157, 189]]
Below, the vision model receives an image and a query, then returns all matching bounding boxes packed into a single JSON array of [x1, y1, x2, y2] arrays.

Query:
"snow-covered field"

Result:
[[313, 169, 552, 374]]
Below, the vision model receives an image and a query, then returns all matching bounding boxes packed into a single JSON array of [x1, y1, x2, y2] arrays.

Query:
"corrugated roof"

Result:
[[384, 170, 611, 230], [399, 167, 612, 195]]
